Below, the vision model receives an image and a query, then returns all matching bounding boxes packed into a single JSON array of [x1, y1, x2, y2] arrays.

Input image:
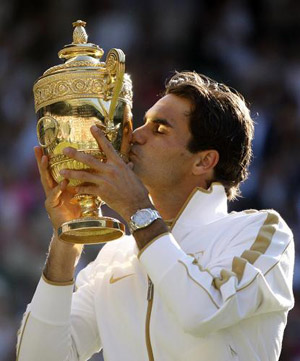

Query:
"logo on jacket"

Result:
[[109, 273, 134, 284]]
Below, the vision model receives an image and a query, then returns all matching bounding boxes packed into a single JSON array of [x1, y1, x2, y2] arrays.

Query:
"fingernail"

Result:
[[91, 125, 98, 132], [63, 147, 72, 155]]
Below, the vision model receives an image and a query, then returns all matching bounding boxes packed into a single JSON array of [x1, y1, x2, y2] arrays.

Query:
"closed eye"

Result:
[[152, 118, 173, 128], [143, 115, 173, 135], [154, 124, 166, 134], [143, 115, 173, 128]]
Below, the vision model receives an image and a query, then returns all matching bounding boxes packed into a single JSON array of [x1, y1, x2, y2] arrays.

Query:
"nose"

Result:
[[132, 124, 147, 145]]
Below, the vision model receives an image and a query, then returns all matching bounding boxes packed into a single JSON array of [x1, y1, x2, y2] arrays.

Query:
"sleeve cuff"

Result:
[[137, 231, 170, 258], [30, 276, 74, 325], [139, 233, 190, 284], [42, 273, 74, 286]]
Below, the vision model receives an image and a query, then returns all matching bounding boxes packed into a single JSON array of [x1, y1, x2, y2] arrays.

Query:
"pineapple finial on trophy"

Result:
[[72, 20, 88, 44]]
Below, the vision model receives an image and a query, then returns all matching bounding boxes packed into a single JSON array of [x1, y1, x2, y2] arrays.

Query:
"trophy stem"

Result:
[[75, 194, 101, 218], [58, 193, 125, 244]]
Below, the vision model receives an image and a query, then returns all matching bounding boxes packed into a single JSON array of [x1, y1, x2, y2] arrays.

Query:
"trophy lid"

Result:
[[42, 20, 105, 77], [57, 20, 104, 61], [33, 20, 132, 113]]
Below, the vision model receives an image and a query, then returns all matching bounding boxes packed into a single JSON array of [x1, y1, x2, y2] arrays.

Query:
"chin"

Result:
[[133, 167, 148, 184], [132, 164, 143, 178], [131, 162, 137, 174]]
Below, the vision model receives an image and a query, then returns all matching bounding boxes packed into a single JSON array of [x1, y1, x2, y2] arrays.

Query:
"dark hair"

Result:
[[165, 71, 254, 200]]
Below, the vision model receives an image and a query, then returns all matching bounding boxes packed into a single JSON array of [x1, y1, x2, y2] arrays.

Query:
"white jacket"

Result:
[[17, 184, 294, 361]]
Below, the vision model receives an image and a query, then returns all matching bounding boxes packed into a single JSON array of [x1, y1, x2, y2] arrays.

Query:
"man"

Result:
[[17, 72, 294, 361]]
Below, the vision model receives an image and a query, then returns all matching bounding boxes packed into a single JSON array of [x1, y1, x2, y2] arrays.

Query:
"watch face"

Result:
[[134, 209, 150, 225], [130, 208, 160, 231]]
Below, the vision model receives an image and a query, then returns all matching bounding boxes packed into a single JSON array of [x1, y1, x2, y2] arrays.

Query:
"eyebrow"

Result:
[[143, 115, 174, 128]]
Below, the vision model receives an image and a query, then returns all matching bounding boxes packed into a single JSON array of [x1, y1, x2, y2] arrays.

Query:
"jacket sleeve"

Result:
[[16, 262, 101, 361], [138, 210, 294, 337]]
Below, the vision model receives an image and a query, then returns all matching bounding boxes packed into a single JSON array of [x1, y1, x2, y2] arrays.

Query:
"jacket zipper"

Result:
[[146, 277, 154, 361]]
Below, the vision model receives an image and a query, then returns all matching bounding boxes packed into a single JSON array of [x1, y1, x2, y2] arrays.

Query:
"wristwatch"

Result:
[[129, 208, 162, 233]]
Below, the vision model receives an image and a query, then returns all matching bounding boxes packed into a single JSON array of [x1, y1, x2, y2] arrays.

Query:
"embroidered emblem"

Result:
[[109, 273, 134, 284], [188, 250, 204, 264], [229, 345, 238, 357]]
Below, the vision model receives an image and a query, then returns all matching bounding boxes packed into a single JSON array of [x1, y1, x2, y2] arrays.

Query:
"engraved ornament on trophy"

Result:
[[33, 20, 133, 244]]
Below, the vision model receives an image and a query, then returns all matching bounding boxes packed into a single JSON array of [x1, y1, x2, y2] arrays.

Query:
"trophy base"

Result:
[[58, 216, 126, 244]]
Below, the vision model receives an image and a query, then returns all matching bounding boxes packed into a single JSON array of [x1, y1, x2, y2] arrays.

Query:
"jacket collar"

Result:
[[171, 183, 228, 237]]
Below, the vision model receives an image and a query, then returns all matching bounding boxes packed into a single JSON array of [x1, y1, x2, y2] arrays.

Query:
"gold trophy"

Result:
[[33, 20, 133, 244]]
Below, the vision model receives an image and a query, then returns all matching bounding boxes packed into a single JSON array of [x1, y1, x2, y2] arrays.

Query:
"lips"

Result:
[[129, 147, 138, 159], [129, 152, 136, 163]]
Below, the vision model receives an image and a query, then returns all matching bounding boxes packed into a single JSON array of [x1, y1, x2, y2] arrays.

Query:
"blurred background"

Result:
[[0, 0, 299, 360]]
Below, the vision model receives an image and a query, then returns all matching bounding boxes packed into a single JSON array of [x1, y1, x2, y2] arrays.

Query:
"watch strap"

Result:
[[129, 208, 162, 233]]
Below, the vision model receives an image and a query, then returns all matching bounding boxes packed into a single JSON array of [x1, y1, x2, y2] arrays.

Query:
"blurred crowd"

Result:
[[0, 0, 299, 360]]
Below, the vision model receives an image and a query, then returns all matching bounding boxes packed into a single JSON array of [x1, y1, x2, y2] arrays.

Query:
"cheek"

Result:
[[160, 150, 190, 172]]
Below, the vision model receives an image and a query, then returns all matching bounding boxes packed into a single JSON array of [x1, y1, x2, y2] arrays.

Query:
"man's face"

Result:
[[130, 94, 196, 191]]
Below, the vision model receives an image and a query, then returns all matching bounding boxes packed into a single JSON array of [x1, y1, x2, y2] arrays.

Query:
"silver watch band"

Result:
[[129, 208, 162, 233]]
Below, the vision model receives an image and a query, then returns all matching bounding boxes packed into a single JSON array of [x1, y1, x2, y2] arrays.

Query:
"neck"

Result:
[[148, 185, 196, 220]]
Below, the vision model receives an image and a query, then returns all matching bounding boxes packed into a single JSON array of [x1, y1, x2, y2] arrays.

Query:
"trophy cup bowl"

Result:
[[33, 20, 133, 244]]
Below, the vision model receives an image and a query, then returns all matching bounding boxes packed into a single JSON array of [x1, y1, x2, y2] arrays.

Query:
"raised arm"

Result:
[[16, 147, 100, 361]]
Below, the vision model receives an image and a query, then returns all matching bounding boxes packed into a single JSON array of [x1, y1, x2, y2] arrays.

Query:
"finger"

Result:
[[45, 182, 65, 209], [75, 185, 105, 197], [66, 185, 78, 195], [60, 179, 69, 192], [34, 145, 43, 160], [91, 125, 120, 162], [63, 147, 107, 172], [34, 146, 45, 172], [60, 169, 101, 184], [34, 146, 56, 194], [40, 155, 56, 189]]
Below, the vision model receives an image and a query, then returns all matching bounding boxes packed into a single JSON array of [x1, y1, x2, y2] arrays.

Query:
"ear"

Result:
[[192, 150, 219, 176]]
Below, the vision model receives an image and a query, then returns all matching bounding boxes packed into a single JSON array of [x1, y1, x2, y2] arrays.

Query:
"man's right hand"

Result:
[[35, 146, 83, 283], [34, 146, 81, 231]]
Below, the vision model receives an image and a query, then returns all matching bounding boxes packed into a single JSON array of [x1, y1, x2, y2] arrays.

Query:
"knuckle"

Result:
[[44, 198, 50, 209], [79, 153, 88, 163], [65, 170, 73, 178], [77, 186, 85, 194], [85, 157, 95, 168], [92, 158, 101, 168], [107, 167, 117, 178], [77, 172, 85, 180], [118, 159, 126, 168]]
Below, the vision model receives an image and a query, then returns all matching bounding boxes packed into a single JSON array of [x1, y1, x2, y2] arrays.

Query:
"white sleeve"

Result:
[[17, 267, 101, 361], [139, 210, 294, 337]]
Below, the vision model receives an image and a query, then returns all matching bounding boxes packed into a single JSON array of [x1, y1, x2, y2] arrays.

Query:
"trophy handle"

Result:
[[105, 48, 125, 125]]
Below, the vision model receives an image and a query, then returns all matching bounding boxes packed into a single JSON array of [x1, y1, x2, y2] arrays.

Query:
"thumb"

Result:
[[127, 162, 134, 170], [45, 182, 66, 209]]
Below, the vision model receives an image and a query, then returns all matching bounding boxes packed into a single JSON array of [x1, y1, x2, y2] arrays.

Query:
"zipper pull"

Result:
[[147, 278, 154, 301]]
